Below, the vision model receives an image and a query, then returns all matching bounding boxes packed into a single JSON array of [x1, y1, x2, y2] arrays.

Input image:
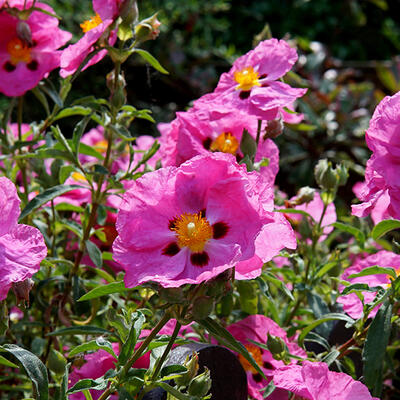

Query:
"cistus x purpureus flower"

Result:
[[0, 177, 47, 301], [113, 153, 285, 287], [352, 91, 400, 220], [194, 39, 307, 120], [0, 0, 71, 96]]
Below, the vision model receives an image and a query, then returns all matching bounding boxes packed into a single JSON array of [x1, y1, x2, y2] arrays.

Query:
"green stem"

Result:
[[255, 119, 262, 147], [151, 319, 181, 381], [17, 96, 29, 206]]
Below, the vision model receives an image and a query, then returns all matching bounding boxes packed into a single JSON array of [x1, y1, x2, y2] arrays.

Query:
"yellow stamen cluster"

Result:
[[80, 13, 103, 33], [234, 66, 261, 91], [7, 38, 31, 65], [94, 139, 108, 154], [71, 172, 87, 182], [210, 132, 239, 155], [172, 212, 213, 252], [238, 344, 263, 374]]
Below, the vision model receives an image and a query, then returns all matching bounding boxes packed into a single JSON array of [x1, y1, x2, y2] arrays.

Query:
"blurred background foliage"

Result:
[[3, 0, 400, 207]]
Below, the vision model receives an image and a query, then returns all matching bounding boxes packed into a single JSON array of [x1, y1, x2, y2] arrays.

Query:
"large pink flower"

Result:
[[273, 361, 378, 400], [194, 39, 307, 120], [337, 250, 400, 319], [0, 177, 47, 301], [352, 92, 400, 220], [0, 0, 71, 96], [158, 107, 279, 184], [227, 315, 306, 400], [113, 153, 276, 287]]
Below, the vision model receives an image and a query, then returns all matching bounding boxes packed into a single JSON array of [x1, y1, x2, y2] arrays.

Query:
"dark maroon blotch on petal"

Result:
[[200, 208, 206, 218], [212, 222, 229, 239], [252, 373, 263, 383], [263, 361, 274, 370], [191, 251, 209, 267], [259, 74, 267, 79], [4, 62, 16, 72], [168, 218, 178, 230], [239, 90, 251, 100], [162, 242, 180, 256], [27, 60, 38, 71], [203, 137, 212, 150]]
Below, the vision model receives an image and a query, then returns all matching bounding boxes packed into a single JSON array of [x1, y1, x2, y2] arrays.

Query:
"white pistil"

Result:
[[187, 222, 196, 235]]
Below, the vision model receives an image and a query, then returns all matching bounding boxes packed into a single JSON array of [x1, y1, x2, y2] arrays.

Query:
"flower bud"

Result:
[[16, 20, 33, 46], [264, 119, 284, 139], [293, 186, 315, 205], [314, 159, 337, 191], [135, 13, 161, 43], [120, 0, 139, 25], [191, 296, 214, 320], [47, 349, 67, 375], [12, 278, 34, 305], [175, 352, 199, 387], [188, 367, 212, 397], [267, 333, 288, 356], [159, 287, 185, 304]]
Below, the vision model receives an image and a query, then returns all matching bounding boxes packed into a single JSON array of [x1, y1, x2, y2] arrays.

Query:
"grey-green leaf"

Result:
[[78, 281, 127, 302], [371, 219, 400, 240], [135, 49, 169, 74]]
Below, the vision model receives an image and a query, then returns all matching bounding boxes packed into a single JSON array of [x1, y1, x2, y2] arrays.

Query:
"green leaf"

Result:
[[340, 283, 382, 296], [59, 165, 76, 184], [197, 317, 267, 380], [68, 339, 117, 358], [53, 106, 92, 121], [19, 184, 82, 221], [55, 202, 85, 213], [348, 265, 396, 280], [78, 142, 105, 160], [134, 49, 169, 74], [0, 354, 18, 368], [73, 115, 92, 157], [47, 326, 115, 337], [315, 262, 339, 279], [78, 281, 127, 301], [85, 240, 102, 268], [274, 208, 314, 221], [298, 313, 355, 346], [371, 219, 400, 240], [1, 344, 48, 400], [263, 272, 294, 301], [118, 311, 145, 365], [286, 123, 317, 131], [363, 300, 392, 396], [67, 377, 107, 394], [157, 382, 197, 400], [332, 222, 365, 247], [306, 293, 334, 338]]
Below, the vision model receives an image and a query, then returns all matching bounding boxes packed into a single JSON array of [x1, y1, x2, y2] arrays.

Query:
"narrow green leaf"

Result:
[[197, 317, 267, 380], [47, 326, 115, 337], [67, 377, 107, 394], [363, 301, 392, 396], [371, 219, 400, 240], [263, 272, 294, 301], [340, 283, 382, 296], [53, 106, 91, 121], [118, 311, 145, 365], [298, 313, 354, 346], [157, 382, 197, 400], [315, 262, 338, 279], [73, 115, 92, 157], [85, 241, 102, 268], [348, 266, 396, 280], [78, 281, 127, 302], [274, 208, 314, 221], [1, 344, 48, 400], [68, 339, 117, 358], [0, 354, 18, 368], [77, 142, 105, 160], [135, 49, 169, 74], [332, 222, 365, 247], [19, 184, 82, 221], [286, 123, 317, 131]]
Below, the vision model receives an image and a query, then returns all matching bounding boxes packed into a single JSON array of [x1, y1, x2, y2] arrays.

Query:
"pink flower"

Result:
[[337, 250, 400, 319], [0, 1, 71, 96], [0, 177, 47, 301], [158, 107, 279, 184], [113, 153, 275, 288], [352, 92, 400, 220], [273, 361, 378, 400], [227, 315, 306, 400], [60, 0, 119, 77], [194, 39, 307, 120], [68, 343, 120, 400]]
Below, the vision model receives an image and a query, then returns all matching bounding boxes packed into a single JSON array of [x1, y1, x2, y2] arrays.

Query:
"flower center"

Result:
[[80, 13, 103, 33], [7, 38, 31, 65], [210, 132, 239, 155], [238, 344, 263, 374], [94, 139, 108, 153], [71, 172, 87, 182], [172, 212, 213, 252], [234, 66, 260, 91]]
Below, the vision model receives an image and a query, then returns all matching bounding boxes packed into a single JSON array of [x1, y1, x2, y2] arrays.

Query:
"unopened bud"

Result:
[[16, 20, 33, 46], [12, 279, 34, 305], [175, 352, 199, 387], [337, 164, 349, 186], [192, 296, 214, 320], [120, 0, 138, 25], [294, 186, 315, 205], [314, 159, 336, 191], [267, 333, 288, 356], [188, 367, 212, 397], [159, 287, 185, 304], [264, 119, 284, 139], [47, 349, 67, 375], [135, 13, 161, 43]]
